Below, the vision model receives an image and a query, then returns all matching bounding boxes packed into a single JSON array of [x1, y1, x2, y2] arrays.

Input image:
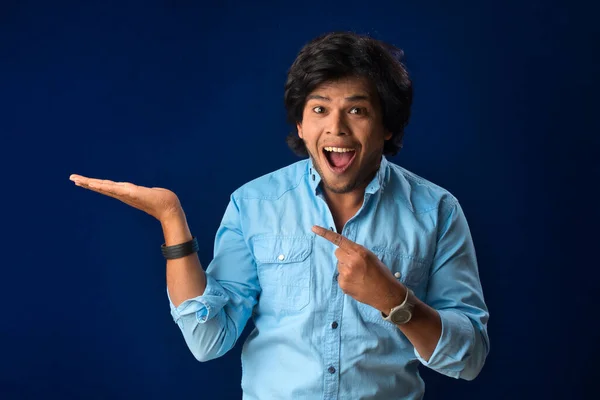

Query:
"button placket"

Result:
[[315, 185, 343, 397], [323, 259, 342, 398]]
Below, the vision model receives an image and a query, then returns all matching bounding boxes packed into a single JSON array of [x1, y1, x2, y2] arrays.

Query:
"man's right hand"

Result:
[[69, 174, 183, 223]]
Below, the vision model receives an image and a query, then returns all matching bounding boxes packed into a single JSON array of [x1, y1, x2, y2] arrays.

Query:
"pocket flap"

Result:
[[253, 236, 313, 263], [371, 247, 429, 288]]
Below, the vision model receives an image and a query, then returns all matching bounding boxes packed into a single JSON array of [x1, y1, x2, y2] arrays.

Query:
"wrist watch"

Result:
[[381, 288, 416, 325]]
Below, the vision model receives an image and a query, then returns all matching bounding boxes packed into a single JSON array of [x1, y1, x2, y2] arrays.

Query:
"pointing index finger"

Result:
[[312, 225, 357, 251]]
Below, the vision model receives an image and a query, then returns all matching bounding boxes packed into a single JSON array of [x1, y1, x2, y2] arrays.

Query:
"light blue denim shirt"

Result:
[[168, 156, 489, 400]]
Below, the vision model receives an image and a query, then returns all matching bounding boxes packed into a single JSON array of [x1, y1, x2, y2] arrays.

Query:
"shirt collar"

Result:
[[307, 156, 389, 195]]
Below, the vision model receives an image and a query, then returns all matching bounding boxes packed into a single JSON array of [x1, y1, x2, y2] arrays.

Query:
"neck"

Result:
[[323, 186, 365, 211], [324, 187, 364, 233]]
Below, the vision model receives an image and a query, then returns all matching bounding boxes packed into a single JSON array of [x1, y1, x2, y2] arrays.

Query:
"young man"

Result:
[[70, 32, 489, 399]]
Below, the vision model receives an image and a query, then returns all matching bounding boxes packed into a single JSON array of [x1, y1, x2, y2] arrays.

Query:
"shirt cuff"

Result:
[[414, 309, 475, 378], [167, 274, 230, 324]]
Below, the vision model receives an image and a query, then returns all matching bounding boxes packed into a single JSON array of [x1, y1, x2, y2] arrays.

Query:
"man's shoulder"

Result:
[[232, 159, 308, 201], [386, 160, 459, 214]]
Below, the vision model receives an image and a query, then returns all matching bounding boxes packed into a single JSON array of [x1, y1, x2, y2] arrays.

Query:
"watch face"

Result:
[[391, 309, 412, 324]]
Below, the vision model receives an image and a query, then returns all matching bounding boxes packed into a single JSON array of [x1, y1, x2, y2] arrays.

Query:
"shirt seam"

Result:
[[236, 165, 307, 201]]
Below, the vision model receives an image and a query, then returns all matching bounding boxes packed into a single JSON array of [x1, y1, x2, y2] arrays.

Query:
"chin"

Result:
[[321, 175, 360, 194], [324, 184, 357, 194]]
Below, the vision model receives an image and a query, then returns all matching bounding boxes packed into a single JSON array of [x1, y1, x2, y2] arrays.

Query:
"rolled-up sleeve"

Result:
[[167, 194, 260, 362], [415, 199, 490, 380], [168, 274, 230, 323]]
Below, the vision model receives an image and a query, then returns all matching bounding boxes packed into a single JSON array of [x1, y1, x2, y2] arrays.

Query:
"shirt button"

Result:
[[331, 321, 338, 329], [312, 174, 315, 181], [394, 272, 401, 278], [278, 254, 285, 261], [328, 366, 336, 374]]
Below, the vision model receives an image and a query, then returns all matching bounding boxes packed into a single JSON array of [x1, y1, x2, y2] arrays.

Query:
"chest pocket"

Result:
[[252, 236, 313, 313], [371, 247, 429, 292]]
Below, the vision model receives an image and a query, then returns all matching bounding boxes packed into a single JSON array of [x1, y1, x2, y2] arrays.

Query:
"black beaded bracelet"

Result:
[[161, 237, 199, 260]]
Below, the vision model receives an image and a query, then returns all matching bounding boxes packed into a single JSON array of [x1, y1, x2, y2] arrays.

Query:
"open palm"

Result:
[[69, 174, 182, 222]]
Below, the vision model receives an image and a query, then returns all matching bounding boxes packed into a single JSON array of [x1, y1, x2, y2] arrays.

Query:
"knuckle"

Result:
[[357, 248, 369, 259], [126, 186, 137, 198]]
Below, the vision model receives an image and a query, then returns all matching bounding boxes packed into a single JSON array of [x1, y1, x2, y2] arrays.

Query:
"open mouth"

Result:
[[322, 146, 357, 174]]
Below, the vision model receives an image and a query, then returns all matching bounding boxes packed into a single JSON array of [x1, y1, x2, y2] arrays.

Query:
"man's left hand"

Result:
[[312, 225, 406, 313]]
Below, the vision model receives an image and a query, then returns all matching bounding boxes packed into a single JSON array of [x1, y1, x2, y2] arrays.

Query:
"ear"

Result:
[[297, 123, 303, 139], [384, 130, 392, 141]]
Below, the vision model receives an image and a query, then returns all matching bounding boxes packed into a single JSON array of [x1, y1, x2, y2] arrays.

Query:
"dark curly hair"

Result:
[[284, 31, 413, 157]]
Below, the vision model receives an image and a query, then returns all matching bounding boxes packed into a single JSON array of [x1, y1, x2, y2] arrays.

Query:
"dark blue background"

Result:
[[2, 0, 597, 399]]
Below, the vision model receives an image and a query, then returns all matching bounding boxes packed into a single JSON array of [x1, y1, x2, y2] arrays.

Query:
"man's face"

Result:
[[297, 76, 392, 195]]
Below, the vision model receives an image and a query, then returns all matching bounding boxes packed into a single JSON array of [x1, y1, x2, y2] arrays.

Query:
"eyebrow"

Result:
[[306, 94, 371, 102]]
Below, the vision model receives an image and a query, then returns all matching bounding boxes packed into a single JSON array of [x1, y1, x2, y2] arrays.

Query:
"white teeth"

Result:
[[324, 147, 354, 153]]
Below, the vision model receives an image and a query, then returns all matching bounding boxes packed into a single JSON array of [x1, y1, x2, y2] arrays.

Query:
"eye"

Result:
[[349, 107, 363, 115], [312, 106, 325, 114]]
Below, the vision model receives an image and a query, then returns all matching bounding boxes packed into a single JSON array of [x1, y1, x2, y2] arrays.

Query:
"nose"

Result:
[[325, 110, 350, 136]]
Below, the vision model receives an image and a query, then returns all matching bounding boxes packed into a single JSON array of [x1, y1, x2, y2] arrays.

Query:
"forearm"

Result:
[[161, 209, 207, 307], [377, 283, 486, 379], [397, 296, 441, 361], [375, 283, 441, 361]]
